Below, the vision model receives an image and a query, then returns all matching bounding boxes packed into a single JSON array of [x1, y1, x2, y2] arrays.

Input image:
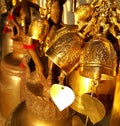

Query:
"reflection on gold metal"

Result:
[[0, 38, 26, 119], [68, 34, 117, 124], [110, 63, 120, 126], [68, 68, 116, 97], [74, 0, 120, 42], [46, 27, 83, 75], [28, 18, 50, 42], [75, 4, 94, 22], [68, 69, 92, 96], [79, 34, 117, 80], [5, 102, 73, 126], [50, 84, 75, 111], [12, 0, 22, 6]]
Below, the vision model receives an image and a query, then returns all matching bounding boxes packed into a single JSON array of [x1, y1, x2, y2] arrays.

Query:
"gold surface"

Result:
[[79, 34, 117, 79], [46, 31, 83, 75], [28, 18, 50, 42], [70, 94, 106, 124], [4, 102, 86, 126]]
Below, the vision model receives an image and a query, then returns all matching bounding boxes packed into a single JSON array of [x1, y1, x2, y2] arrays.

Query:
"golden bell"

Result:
[[79, 34, 117, 80], [50, 0, 61, 24], [0, 38, 26, 119], [75, 3, 94, 21], [68, 34, 117, 122], [46, 26, 83, 75], [28, 18, 50, 42], [4, 102, 85, 126]]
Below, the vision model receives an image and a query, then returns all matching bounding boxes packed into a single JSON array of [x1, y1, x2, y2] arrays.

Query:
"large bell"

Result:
[[69, 34, 118, 124], [0, 38, 26, 119], [4, 101, 73, 126]]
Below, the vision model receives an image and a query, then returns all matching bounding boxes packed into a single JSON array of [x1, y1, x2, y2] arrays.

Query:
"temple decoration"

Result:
[[0, 0, 120, 126]]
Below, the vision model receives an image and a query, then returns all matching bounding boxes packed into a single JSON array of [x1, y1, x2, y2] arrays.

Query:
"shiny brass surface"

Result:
[[46, 28, 83, 75], [28, 18, 50, 41], [12, 0, 22, 6], [68, 34, 117, 124], [110, 63, 120, 126], [0, 39, 26, 119], [79, 34, 117, 80], [68, 68, 116, 96], [75, 4, 94, 22]]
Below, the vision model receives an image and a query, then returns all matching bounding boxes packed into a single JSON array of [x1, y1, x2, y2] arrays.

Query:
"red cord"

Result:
[[23, 43, 36, 50], [7, 15, 14, 20]]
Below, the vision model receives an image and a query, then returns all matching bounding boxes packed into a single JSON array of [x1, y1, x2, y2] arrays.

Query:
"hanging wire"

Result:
[[85, 116, 89, 126]]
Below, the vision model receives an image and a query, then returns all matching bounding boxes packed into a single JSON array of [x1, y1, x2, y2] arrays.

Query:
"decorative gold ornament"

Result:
[[46, 27, 83, 75], [28, 18, 50, 42], [79, 34, 117, 80], [50, 84, 75, 111], [69, 34, 117, 124]]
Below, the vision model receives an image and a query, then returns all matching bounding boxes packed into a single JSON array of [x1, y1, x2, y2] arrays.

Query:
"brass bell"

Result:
[[75, 3, 94, 22], [69, 34, 118, 124], [79, 34, 117, 80], [46, 26, 83, 75], [0, 38, 26, 119], [4, 101, 73, 126], [28, 18, 50, 42]]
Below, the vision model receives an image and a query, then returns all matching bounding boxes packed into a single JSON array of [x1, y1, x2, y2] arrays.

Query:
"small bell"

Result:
[[28, 18, 50, 42]]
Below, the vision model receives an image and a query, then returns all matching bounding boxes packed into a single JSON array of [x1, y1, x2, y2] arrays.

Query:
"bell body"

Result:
[[5, 101, 73, 126], [68, 67, 116, 114], [68, 35, 117, 123], [46, 28, 83, 75], [0, 39, 26, 118]]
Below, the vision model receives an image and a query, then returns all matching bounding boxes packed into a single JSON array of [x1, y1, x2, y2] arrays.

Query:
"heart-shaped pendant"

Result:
[[50, 84, 75, 111]]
